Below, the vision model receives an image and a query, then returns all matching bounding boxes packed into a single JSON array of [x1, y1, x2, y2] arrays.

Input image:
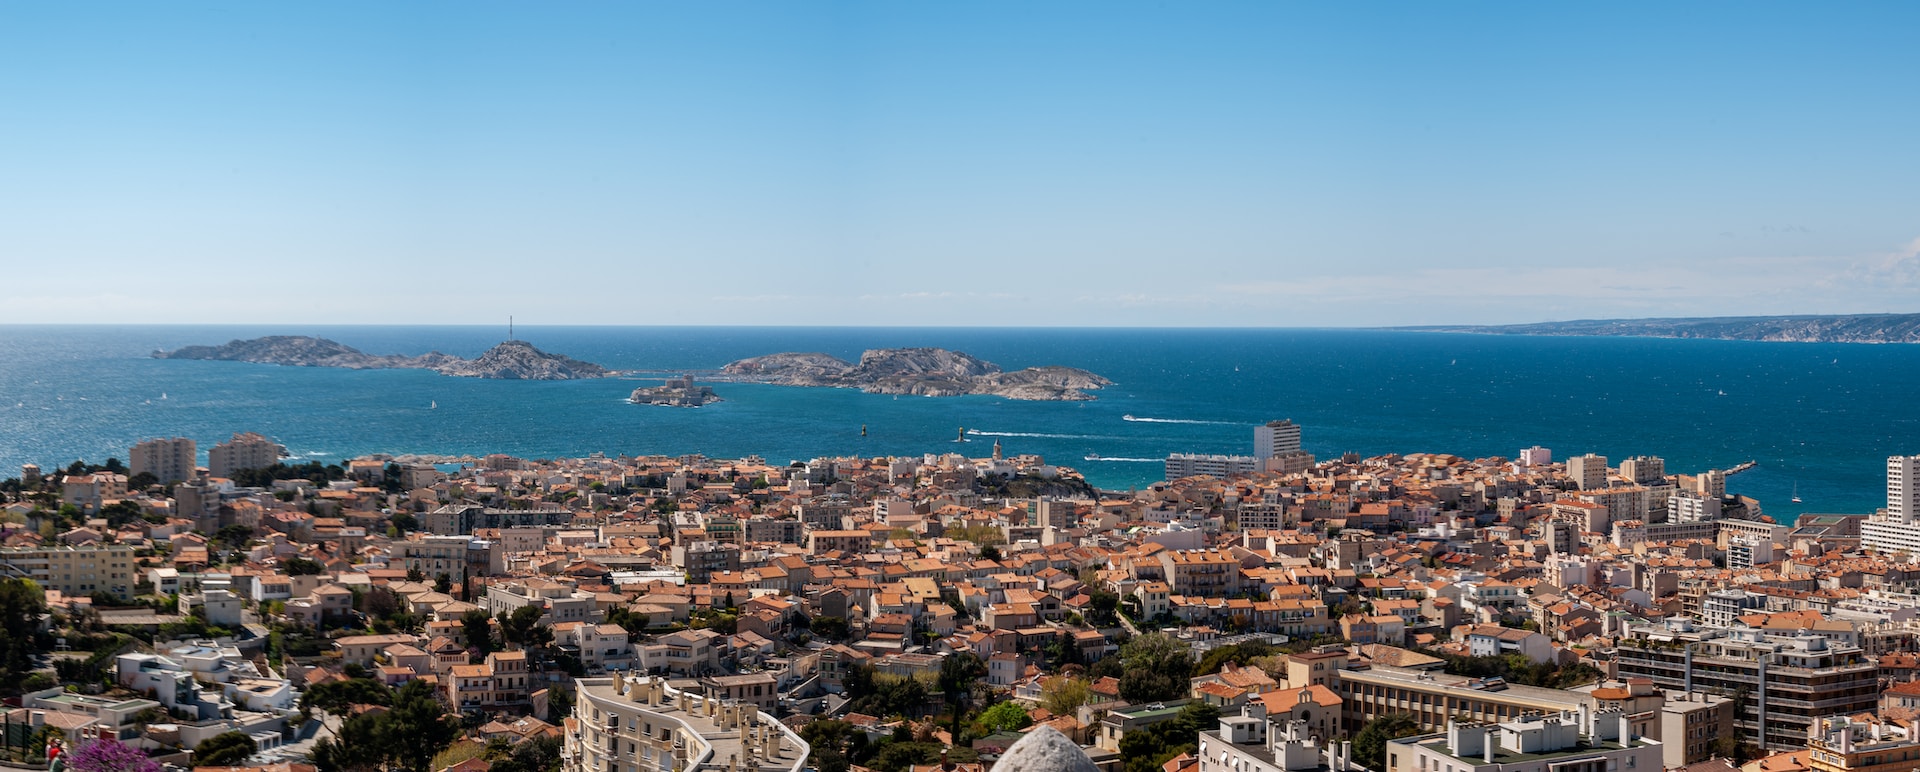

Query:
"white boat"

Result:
[[1084, 453, 1100, 461], [430, 400, 438, 410], [1123, 414, 1136, 421], [1791, 481, 1802, 504]]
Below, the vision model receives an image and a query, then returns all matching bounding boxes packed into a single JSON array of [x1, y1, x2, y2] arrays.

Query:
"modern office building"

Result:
[[129, 437, 197, 484], [1614, 618, 1878, 750]]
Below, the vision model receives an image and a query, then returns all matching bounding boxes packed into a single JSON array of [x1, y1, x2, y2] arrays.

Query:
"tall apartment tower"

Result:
[[1254, 420, 1302, 459], [129, 437, 197, 484], [1618, 455, 1665, 485], [1518, 446, 1552, 467], [207, 432, 286, 479], [1891, 455, 1920, 524], [1568, 453, 1609, 491]]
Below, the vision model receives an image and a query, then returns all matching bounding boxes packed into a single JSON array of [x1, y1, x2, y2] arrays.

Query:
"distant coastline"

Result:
[[1396, 313, 1920, 344]]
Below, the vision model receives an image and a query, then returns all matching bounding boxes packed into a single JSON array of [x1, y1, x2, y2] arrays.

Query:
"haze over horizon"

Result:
[[4, 3, 1919, 327]]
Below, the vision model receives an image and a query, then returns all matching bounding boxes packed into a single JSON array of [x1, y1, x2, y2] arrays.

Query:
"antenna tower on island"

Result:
[[509, 316, 514, 341]]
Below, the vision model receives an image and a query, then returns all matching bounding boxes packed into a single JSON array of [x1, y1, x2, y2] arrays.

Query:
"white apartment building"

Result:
[[1255, 420, 1303, 460], [1385, 710, 1661, 772], [564, 675, 807, 772], [1861, 455, 1920, 555]]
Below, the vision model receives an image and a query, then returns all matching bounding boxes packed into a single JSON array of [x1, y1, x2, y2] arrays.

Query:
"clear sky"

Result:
[[3, 2, 1918, 326]]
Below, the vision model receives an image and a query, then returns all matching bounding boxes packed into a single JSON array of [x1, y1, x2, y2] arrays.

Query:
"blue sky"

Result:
[[3, 3, 1918, 326]]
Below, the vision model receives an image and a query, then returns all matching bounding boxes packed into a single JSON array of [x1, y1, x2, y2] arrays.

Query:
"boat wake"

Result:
[[1084, 456, 1162, 463], [967, 429, 1118, 440], [1122, 414, 1235, 425]]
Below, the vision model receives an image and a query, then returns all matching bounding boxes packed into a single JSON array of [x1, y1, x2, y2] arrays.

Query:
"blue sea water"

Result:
[[2, 325, 1917, 524]]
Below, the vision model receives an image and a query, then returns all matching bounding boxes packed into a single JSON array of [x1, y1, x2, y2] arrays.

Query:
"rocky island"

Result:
[[720, 347, 1110, 401], [628, 375, 721, 407], [1402, 313, 1920, 344], [155, 336, 611, 380]]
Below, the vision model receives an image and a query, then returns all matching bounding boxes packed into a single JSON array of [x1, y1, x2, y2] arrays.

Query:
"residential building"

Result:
[[208, 432, 286, 478], [1198, 706, 1357, 772], [1161, 549, 1243, 597], [1658, 691, 1734, 769], [1615, 619, 1878, 750], [1256, 420, 1304, 460], [1862, 455, 1920, 555], [1167, 454, 1262, 480], [1384, 711, 1661, 772], [563, 675, 808, 772], [1339, 664, 1593, 735], [0, 545, 136, 599], [130, 437, 197, 484], [1569, 454, 1609, 491], [1806, 715, 1920, 772]]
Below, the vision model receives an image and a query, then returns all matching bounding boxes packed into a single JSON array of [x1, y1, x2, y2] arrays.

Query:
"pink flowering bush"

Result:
[[66, 738, 160, 772]]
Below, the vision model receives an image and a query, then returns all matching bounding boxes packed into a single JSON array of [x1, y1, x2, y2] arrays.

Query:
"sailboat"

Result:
[[954, 427, 968, 443], [860, 424, 867, 437], [430, 400, 438, 410], [1791, 481, 1802, 504]]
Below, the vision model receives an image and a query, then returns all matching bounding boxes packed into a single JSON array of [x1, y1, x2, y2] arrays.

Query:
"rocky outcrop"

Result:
[[435, 340, 609, 380], [720, 347, 1110, 400], [1406, 313, 1920, 343], [155, 336, 611, 380]]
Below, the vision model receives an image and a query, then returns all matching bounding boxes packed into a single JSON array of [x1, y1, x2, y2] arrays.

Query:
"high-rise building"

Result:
[[1619, 456, 1665, 485], [1519, 446, 1553, 467], [1568, 454, 1609, 491], [1890, 455, 1920, 523], [207, 432, 285, 479], [129, 437, 196, 484], [1861, 455, 1920, 554], [1254, 419, 1302, 459]]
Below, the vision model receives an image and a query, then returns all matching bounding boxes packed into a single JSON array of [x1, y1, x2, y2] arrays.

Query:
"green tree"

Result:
[[300, 678, 392, 713], [284, 557, 325, 576], [192, 731, 258, 766], [1040, 676, 1092, 716], [461, 609, 495, 656], [0, 579, 47, 690], [499, 605, 547, 646], [1352, 713, 1421, 772], [482, 735, 562, 772], [939, 652, 987, 739], [1117, 632, 1191, 703], [978, 701, 1033, 733]]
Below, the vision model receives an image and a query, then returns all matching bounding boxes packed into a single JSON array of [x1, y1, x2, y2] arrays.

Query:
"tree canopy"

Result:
[[1116, 632, 1192, 703], [192, 732, 258, 767]]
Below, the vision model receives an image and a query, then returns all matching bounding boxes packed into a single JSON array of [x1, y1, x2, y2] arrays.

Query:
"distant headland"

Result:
[[154, 336, 612, 380], [720, 347, 1111, 401], [1400, 313, 1920, 344]]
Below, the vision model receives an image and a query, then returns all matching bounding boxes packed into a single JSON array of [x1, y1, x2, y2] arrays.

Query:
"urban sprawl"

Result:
[[6, 421, 1920, 772]]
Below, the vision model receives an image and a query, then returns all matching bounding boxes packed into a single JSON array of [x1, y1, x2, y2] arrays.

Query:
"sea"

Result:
[[4, 325, 1918, 526]]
